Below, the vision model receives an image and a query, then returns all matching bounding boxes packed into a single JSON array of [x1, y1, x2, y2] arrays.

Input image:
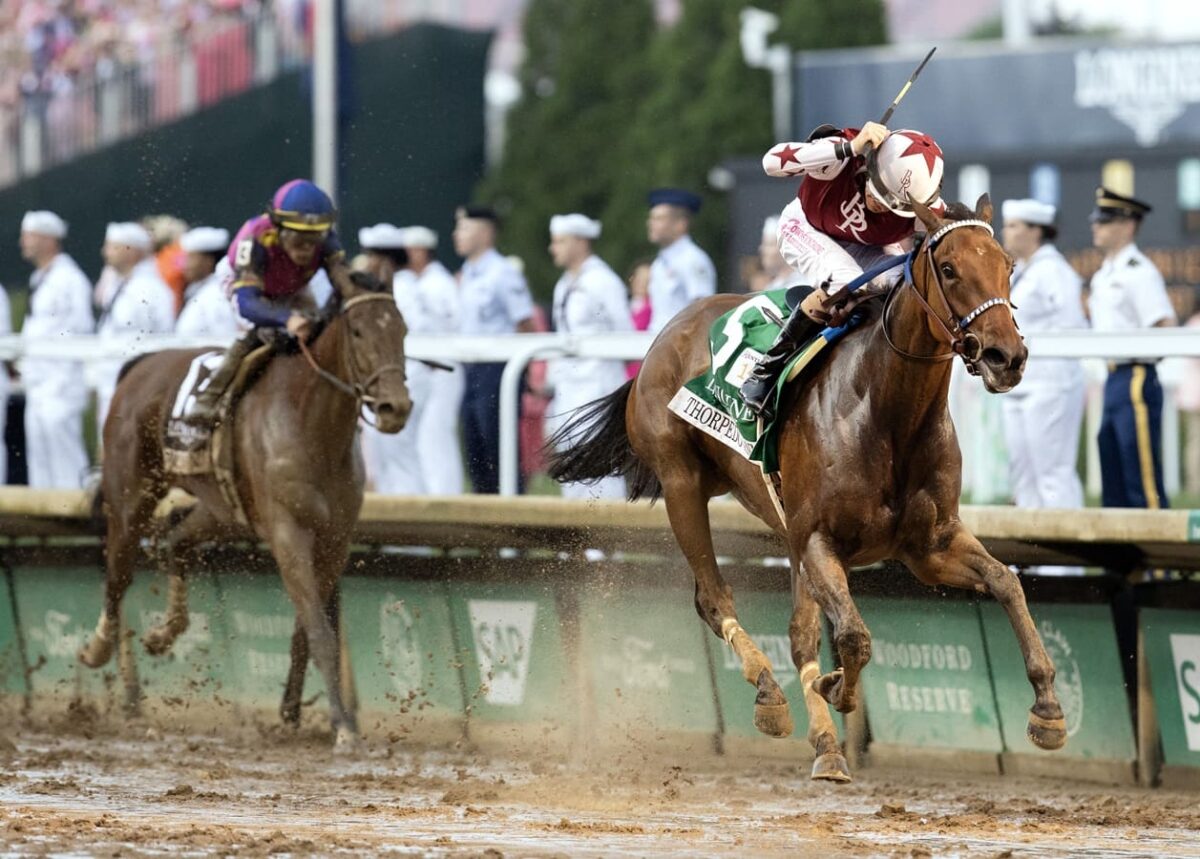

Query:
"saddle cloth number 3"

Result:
[[171, 351, 225, 420]]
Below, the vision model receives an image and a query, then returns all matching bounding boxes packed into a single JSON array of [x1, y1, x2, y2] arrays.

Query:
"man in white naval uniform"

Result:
[[356, 223, 430, 495], [175, 226, 240, 339], [402, 225, 464, 495], [94, 222, 176, 432], [999, 199, 1088, 512], [18, 210, 94, 488], [543, 214, 632, 500], [645, 188, 716, 334]]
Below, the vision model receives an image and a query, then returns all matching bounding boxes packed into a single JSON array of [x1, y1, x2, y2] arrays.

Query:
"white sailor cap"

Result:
[[549, 213, 601, 239], [105, 221, 152, 250], [402, 226, 437, 249], [21, 210, 67, 239], [762, 216, 779, 239], [179, 226, 230, 254], [1001, 198, 1056, 227], [359, 223, 407, 250]]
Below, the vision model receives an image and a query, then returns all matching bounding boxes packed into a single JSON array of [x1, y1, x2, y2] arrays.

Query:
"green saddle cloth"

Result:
[[667, 288, 835, 474]]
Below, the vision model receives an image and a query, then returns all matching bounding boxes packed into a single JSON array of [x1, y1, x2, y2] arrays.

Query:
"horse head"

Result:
[[909, 194, 1027, 393], [332, 270, 412, 433]]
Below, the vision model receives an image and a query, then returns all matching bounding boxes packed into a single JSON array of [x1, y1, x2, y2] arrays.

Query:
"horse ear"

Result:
[[910, 198, 941, 233], [975, 193, 994, 224]]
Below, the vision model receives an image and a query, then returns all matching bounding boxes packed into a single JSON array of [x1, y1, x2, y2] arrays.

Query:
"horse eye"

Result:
[[351, 327, 363, 338], [940, 264, 955, 278]]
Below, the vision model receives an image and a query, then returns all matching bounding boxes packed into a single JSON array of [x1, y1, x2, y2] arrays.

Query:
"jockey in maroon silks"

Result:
[[186, 179, 353, 426], [741, 122, 946, 417]]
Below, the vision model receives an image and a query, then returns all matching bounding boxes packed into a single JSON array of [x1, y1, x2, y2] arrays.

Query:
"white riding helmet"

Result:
[[865, 129, 945, 218]]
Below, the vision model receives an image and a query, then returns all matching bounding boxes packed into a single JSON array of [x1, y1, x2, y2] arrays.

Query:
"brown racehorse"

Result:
[[77, 273, 412, 751], [548, 196, 1067, 782]]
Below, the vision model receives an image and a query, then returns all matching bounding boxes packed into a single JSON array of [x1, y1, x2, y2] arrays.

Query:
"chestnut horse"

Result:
[[548, 196, 1066, 781], [77, 274, 412, 751]]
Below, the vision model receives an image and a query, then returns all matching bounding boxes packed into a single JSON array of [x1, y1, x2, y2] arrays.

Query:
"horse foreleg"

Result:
[[905, 525, 1066, 751], [143, 505, 218, 656], [280, 617, 308, 727], [788, 565, 850, 782], [800, 532, 870, 714], [324, 583, 358, 721], [664, 475, 792, 738], [271, 519, 357, 752]]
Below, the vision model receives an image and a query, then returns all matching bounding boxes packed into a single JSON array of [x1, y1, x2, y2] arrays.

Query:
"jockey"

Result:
[[740, 122, 945, 417], [185, 179, 351, 425]]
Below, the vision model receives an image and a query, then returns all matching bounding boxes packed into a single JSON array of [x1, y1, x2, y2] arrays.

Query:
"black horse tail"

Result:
[[544, 379, 662, 502]]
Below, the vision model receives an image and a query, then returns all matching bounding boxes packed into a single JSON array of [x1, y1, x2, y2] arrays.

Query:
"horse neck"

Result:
[[871, 260, 956, 434], [299, 314, 359, 449]]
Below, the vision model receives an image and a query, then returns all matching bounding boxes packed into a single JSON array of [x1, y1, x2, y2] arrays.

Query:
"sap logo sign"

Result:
[[1170, 634, 1200, 752], [468, 600, 537, 707]]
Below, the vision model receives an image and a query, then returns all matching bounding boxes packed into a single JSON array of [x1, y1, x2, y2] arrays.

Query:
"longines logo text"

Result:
[[1074, 46, 1200, 146]]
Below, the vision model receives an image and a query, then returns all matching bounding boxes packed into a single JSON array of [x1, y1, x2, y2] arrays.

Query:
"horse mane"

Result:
[[941, 201, 978, 222], [311, 269, 390, 338], [116, 352, 155, 384]]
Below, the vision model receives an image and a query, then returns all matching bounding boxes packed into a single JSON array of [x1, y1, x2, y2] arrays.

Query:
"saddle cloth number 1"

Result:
[[711, 294, 783, 371]]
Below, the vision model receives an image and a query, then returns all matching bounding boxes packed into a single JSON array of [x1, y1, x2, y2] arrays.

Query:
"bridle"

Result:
[[882, 219, 1013, 374], [297, 291, 408, 412]]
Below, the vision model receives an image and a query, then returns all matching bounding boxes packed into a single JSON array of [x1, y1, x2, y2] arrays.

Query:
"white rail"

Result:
[[0, 329, 1197, 497]]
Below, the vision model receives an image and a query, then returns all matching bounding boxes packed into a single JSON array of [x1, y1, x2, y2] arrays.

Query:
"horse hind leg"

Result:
[[663, 473, 792, 738], [142, 504, 219, 656], [788, 566, 850, 782], [79, 479, 161, 669]]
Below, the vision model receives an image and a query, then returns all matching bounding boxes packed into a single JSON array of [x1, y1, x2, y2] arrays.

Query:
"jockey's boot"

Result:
[[184, 333, 258, 427], [739, 300, 823, 421]]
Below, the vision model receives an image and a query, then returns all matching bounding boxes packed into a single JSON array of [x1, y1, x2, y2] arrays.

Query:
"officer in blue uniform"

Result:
[[1088, 187, 1177, 509], [645, 188, 716, 333], [453, 205, 535, 494]]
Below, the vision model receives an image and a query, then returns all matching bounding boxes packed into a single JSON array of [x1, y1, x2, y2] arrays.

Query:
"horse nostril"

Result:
[[982, 348, 1007, 367]]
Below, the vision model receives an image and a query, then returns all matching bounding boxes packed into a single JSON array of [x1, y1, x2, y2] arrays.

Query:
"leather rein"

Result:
[[882, 219, 1011, 374], [297, 291, 407, 408]]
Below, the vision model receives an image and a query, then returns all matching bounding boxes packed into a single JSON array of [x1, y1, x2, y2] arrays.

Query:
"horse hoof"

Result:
[[77, 637, 114, 669], [814, 669, 854, 713], [753, 701, 794, 738], [141, 627, 175, 656], [333, 727, 360, 756], [811, 752, 852, 783], [1027, 712, 1067, 751]]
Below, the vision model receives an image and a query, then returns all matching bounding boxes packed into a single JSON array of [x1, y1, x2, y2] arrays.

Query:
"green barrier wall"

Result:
[[341, 578, 463, 721], [15, 567, 112, 702], [857, 596, 1003, 752], [1142, 608, 1200, 769], [580, 588, 719, 737], [212, 572, 313, 705], [0, 570, 23, 695], [982, 602, 1136, 762], [448, 583, 571, 726]]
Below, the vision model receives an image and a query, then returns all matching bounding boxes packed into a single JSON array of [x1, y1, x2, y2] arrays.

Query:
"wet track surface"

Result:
[[2, 722, 1198, 858]]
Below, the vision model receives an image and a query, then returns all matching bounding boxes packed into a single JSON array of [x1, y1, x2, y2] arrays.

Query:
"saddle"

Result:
[[162, 344, 275, 524]]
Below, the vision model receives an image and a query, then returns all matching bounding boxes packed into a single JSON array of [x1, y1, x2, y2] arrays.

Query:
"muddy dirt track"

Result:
[[2, 718, 1199, 858]]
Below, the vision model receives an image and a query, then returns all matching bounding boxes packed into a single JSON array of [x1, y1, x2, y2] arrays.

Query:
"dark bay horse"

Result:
[[77, 274, 411, 751], [549, 196, 1066, 781]]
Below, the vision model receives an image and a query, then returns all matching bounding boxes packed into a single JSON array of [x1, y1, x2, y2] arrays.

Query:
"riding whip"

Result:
[[878, 46, 936, 126]]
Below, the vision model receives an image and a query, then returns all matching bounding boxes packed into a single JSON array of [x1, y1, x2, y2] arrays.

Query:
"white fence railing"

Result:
[[0, 329, 1197, 497]]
